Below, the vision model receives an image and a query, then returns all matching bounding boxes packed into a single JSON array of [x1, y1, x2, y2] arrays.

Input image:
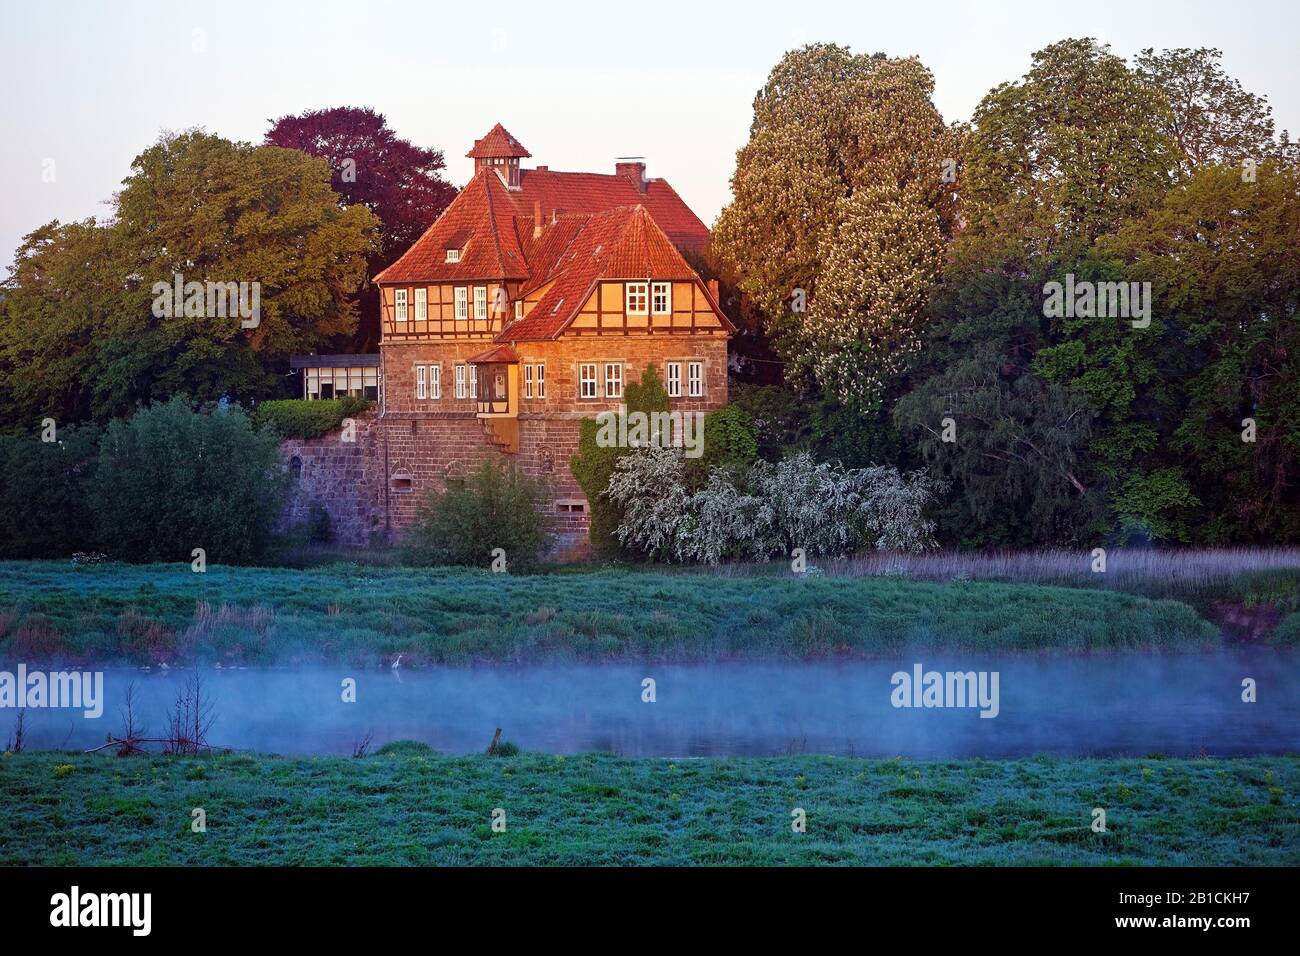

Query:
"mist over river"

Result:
[[9, 650, 1298, 758]]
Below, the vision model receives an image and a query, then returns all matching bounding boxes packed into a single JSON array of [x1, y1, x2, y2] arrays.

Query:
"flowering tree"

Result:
[[713, 44, 960, 410], [605, 448, 942, 564]]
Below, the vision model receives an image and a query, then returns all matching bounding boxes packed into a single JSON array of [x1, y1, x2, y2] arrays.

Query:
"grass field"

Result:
[[1, 748, 1295, 865], [0, 560, 1242, 666]]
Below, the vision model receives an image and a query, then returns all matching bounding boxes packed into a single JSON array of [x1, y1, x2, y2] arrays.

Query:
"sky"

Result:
[[2, 0, 1298, 273]]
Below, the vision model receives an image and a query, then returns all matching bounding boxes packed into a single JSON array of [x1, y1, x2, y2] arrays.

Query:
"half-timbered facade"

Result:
[[290, 124, 733, 546]]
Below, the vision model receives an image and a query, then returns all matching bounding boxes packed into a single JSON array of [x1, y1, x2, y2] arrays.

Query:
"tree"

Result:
[[0, 423, 102, 558], [266, 107, 458, 350], [789, 182, 944, 409], [894, 241, 1103, 547], [0, 130, 379, 426], [1107, 160, 1300, 542], [713, 44, 960, 409], [1134, 47, 1278, 177], [1029, 244, 1195, 541], [89, 397, 290, 563], [570, 365, 670, 555], [962, 38, 1175, 253]]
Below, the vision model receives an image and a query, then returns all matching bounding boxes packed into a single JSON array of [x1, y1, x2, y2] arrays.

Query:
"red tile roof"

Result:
[[467, 344, 521, 364], [466, 123, 531, 159], [374, 170, 528, 284], [512, 168, 709, 252], [502, 205, 716, 342], [376, 124, 727, 343]]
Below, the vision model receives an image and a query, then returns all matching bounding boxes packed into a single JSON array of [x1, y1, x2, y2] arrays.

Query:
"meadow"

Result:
[[0, 558, 1268, 667], [1, 748, 1295, 865]]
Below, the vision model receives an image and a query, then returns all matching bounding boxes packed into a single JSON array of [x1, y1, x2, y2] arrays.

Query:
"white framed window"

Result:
[[454, 287, 468, 320], [394, 288, 408, 322], [605, 363, 623, 399], [579, 363, 598, 399], [535, 363, 545, 399], [455, 364, 466, 399], [430, 364, 441, 399], [524, 364, 534, 399], [473, 286, 488, 320], [416, 365, 427, 400], [515, 299, 524, 320], [470, 364, 478, 399], [652, 282, 672, 315], [414, 287, 428, 321], [445, 248, 460, 263], [688, 361, 703, 397], [625, 282, 648, 315], [666, 362, 682, 398]]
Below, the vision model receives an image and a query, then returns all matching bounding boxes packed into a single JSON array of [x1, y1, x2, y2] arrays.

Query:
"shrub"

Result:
[[1271, 612, 1300, 647], [89, 397, 290, 563], [253, 397, 368, 439], [606, 448, 943, 564], [570, 365, 669, 555], [403, 460, 547, 570], [697, 404, 758, 476], [0, 423, 102, 558]]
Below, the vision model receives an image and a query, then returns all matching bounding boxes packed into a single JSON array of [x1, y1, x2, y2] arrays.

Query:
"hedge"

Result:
[[253, 397, 369, 440]]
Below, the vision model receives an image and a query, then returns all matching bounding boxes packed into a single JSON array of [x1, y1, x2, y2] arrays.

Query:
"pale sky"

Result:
[[3, 0, 1298, 273]]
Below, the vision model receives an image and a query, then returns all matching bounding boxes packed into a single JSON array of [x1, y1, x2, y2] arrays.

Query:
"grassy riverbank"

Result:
[[1, 749, 1295, 865], [0, 560, 1240, 666]]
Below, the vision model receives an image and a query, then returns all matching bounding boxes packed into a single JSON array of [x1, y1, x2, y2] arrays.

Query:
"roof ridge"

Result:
[[481, 169, 507, 274]]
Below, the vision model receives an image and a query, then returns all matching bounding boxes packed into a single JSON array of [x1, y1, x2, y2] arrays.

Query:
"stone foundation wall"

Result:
[[277, 409, 592, 550], [277, 336, 729, 554], [278, 411, 387, 547]]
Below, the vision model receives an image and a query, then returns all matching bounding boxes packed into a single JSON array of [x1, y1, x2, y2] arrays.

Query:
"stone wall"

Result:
[[278, 334, 730, 555], [279, 411, 387, 548]]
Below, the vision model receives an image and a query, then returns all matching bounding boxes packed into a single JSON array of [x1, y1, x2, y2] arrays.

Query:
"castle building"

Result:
[[287, 124, 734, 548]]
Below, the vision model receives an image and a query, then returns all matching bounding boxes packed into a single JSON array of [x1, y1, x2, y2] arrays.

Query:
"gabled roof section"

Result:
[[510, 168, 709, 252], [499, 205, 711, 342], [374, 169, 528, 283], [517, 214, 589, 296], [467, 344, 521, 364], [466, 123, 531, 159]]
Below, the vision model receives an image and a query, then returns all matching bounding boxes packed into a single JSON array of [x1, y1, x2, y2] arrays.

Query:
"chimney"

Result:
[[615, 157, 647, 193], [533, 200, 543, 239]]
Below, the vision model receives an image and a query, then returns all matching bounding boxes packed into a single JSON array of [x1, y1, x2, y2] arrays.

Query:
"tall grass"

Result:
[[695, 547, 1300, 614], [0, 559, 1228, 666]]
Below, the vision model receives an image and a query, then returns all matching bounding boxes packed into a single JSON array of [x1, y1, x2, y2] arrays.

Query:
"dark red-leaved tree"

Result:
[[266, 106, 458, 350]]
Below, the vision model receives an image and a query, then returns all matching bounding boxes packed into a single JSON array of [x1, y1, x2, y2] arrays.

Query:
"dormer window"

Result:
[[446, 248, 460, 263]]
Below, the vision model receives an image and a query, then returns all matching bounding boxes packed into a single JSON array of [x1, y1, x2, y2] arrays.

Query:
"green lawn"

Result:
[[1, 748, 1295, 865], [0, 560, 1222, 666]]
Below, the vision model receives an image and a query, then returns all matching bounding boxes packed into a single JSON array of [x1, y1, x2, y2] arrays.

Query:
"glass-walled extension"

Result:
[[290, 355, 380, 401]]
